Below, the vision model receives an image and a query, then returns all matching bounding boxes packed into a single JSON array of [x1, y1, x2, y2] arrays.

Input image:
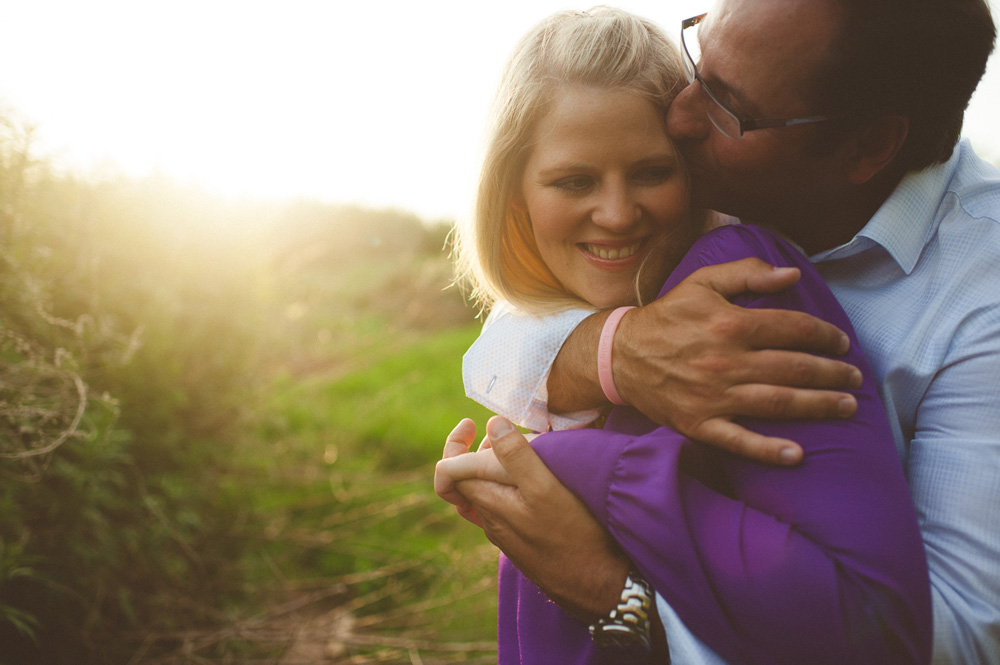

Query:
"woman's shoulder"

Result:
[[660, 224, 812, 295], [660, 223, 857, 332], [689, 224, 809, 270]]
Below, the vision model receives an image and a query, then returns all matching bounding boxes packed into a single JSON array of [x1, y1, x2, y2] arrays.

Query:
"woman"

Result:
[[437, 7, 930, 665]]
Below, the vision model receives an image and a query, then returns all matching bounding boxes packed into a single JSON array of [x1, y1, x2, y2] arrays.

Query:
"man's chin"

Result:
[[687, 183, 716, 211], [691, 189, 742, 221], [686, 174, 728, 212]]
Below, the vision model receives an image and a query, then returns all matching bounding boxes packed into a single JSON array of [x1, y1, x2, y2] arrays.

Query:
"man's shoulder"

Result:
[[931, 143, 1000, 264], [948, 141, 1000, 224]]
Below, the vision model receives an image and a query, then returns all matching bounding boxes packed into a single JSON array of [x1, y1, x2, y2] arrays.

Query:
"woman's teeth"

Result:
[[584, 242, 641, 260]]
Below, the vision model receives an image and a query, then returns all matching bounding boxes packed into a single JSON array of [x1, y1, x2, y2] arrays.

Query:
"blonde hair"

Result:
[[456, 6, 687, 314]]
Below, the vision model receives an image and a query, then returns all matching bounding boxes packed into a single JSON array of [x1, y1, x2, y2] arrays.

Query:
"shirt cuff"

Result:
[[463, 303, 595, 431]]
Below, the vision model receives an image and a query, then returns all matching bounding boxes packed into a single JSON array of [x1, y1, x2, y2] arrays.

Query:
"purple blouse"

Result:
[[497, 225, 931, 665]]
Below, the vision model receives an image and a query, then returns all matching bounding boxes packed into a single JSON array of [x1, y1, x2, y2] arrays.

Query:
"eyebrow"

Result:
[[543, 152, 680, 168], [533, 153, 680, 177], [633, 153, 681, 167]]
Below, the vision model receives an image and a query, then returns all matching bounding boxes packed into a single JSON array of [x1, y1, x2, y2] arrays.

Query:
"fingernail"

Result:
[[779, 447, 802, 465], [850, 368, 863, 387], [838, 396, 856, 418], [487, 417, 515, 439], [838, 334, 851, 355]]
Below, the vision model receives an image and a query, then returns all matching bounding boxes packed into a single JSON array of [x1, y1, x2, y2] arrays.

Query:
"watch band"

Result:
[[588, 567, 653, 650]]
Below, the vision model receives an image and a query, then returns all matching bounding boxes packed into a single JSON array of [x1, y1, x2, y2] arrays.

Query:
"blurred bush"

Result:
[[0, 111, 270, 664], [0, 110, 472, 664]]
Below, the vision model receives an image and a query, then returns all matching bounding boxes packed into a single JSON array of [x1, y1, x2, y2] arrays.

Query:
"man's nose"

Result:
[[667, 81, 711, 142], [592, 182, 640, 231]]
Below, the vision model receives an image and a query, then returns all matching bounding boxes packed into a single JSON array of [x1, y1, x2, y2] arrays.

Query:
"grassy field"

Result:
[[242, 323, 501, 663], [124, 279, 504, 662], [0, 128, 506, 664]]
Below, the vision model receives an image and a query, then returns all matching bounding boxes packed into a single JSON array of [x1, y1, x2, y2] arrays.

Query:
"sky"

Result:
[[3, 0, 999, 223]]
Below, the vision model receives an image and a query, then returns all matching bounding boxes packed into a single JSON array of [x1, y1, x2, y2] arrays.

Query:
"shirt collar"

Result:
[[809, 141, 965, 273]]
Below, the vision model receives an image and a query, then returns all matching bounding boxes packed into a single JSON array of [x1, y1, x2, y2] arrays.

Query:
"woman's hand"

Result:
[[436, 416, 628, 621], [434, 418, 513, 527]]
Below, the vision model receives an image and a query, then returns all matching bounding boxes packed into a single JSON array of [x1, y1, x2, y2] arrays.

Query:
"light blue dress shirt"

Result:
[[463, 140, 1000, 663], [812, 140, 1000, 664]]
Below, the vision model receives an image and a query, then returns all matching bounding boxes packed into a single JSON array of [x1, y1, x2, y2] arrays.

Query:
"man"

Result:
[[441, 0, 999, 662]]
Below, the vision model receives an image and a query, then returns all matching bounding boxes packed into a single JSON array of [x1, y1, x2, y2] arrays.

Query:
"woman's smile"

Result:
[[579, 239, 646, 263]]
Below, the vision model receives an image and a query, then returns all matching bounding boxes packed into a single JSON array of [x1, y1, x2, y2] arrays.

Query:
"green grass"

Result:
[[267, 324, 494, 471], [215, 321, 502, 663]]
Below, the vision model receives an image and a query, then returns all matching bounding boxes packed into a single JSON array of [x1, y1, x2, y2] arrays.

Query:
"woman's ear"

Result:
[[844, 115, 909, 185]]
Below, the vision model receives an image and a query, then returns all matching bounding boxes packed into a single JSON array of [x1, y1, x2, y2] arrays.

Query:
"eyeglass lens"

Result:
[[682, 19, 742, 139]]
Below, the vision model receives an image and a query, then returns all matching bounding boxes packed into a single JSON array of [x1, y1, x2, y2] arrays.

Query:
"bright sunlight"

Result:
[[3, 0, 999, 223]]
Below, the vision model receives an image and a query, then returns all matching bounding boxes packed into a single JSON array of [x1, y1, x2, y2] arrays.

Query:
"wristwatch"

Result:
[[588, 567, 653, 650]]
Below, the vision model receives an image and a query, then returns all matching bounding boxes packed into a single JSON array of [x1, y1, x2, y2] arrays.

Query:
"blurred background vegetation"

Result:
[[0, 110, 499, 664]]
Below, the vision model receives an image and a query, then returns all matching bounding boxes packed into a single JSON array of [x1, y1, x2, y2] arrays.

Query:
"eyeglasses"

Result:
[[680, 13, 838, 140]]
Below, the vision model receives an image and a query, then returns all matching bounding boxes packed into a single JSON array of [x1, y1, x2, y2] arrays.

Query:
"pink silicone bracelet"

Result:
[[597, 306, 635, 406]]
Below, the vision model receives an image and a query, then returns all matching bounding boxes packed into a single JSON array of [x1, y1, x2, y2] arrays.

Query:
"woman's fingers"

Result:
[[443, 418, 477, 459]]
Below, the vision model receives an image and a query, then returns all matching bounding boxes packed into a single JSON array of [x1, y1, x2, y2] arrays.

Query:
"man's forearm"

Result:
[[523, 540, 630, 622], [546, 255, 862, 465], [547, 310, 610, 415]]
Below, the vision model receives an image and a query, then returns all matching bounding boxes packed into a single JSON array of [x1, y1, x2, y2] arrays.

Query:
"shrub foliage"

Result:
[[0, 110, 480, 664]]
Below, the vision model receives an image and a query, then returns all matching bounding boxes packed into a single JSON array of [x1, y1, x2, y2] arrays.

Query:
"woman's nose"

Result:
[[592, 182, 640, 231]]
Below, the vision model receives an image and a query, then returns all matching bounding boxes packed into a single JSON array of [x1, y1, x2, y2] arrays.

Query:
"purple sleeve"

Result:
[[531, 226, 932, 665]]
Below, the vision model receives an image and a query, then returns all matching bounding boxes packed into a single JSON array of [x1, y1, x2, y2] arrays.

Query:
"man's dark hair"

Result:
[[817, 0, 995, 172]]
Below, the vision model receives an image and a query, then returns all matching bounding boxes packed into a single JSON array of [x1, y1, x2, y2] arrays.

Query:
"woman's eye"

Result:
[[553, 176, 592, 192]]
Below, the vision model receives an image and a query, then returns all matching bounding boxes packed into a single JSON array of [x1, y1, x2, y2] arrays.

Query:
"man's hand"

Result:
[[434, 416, 628, 622], [548, 259, 863, 465]]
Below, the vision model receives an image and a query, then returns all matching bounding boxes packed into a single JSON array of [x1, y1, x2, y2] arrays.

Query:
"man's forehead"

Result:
[[700, 0, 842, 102], [705, 0, 842, 51]]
